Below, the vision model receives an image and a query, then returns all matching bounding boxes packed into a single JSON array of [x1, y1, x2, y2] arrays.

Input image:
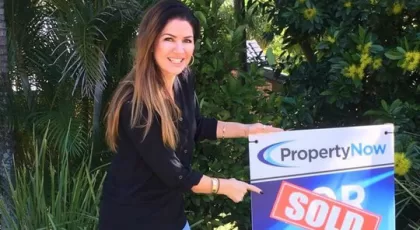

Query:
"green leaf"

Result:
[[390, 99, 402, 112], [385, 50, 404, 60], [228, 77, 238, 93], [194, 11, 207, 28], [281, 97, 296, 105], [350, 34, 359, 44], [358, 25, 366, 40], [327, 96, 336, 104], [381, 100, 389, 111], [266, 47, 276, 66], [316, 42, 329, 50], [212, 58, 218, 69], [396, 46, 406, 53], [370, 45, 384, 53], [363, 110, 387, 116], [281, 11, 293, 18], [353, 79, 362, 88], [320, 90, 334, 96], [404, 37, 410, 50], [205, 38, 212, 50], [334, 30, 340, 37], [329, 57, 344, 63], [343, 52, 353, 61], [232, 25, 246, 44], [392, 106, 403, 115]]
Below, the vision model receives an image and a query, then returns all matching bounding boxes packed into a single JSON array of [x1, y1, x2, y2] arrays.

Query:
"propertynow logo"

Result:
[[257, 140, 387, 167]]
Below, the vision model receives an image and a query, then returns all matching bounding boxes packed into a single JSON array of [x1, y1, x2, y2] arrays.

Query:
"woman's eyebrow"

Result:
[[161, 33, 193, 39]]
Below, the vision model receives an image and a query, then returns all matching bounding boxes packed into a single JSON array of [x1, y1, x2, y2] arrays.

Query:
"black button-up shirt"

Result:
[[99, 72, 218, 230]]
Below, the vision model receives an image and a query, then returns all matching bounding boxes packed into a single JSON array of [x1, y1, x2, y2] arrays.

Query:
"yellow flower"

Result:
[[344, 64, 358, 79], [372, 57, 382, 70], [344, 1, 352, 8], [401, 51, 420, 71], [344, 63, 365, 79], [303, 8, 317, 20], [357, 42, 371, 54], [360, 53, 372, 68], [394, 152, 411, 176], [356, 66, 364, 79], [326, 35, 335, 43], [363, 42, 371, 54], [392, 2, 403, 15]]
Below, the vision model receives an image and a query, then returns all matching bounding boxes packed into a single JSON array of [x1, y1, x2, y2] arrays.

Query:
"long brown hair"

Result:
[[105, 0, 200, 152]]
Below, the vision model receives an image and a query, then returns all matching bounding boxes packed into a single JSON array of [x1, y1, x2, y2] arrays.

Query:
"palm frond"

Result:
[[48, 0, 153, 98], [27, 101, 89, 157]]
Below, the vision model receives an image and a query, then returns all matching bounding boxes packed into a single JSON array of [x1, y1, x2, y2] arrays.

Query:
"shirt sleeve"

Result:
[[194, 92, 218, 142], [120, 101, 203, 192]]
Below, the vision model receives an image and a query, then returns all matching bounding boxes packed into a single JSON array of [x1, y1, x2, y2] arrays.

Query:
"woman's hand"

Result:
[[218, 178, 263, 203], [246, 123, 283, 135]]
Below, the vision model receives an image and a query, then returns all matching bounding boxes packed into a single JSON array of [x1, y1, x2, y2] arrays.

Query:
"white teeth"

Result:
[[168, 58, 183, 63]]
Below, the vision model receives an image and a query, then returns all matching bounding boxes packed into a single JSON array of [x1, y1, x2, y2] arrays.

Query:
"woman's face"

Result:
[[154, 19, 195, 79]]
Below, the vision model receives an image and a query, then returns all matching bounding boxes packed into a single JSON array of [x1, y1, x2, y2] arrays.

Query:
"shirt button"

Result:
[[179, 175, 183, 179], [184, 150, 188, 153]]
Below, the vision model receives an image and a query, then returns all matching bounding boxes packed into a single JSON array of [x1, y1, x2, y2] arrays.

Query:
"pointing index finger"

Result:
[[246, 183, 263, 194]]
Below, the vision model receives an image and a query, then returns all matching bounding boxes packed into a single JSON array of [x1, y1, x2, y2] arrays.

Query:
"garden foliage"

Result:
[[259, 0, 420, 228], [2, 0, 420, 229]]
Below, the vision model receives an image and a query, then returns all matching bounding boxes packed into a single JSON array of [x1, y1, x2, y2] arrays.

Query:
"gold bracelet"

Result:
[[211, 178, 219, 193]]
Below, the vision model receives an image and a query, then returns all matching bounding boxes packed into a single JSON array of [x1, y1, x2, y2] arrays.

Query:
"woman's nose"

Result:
[[173, 42, 185, 53]]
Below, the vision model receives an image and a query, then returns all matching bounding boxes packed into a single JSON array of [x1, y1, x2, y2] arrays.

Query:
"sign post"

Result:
[[248, 124, 395, 230]]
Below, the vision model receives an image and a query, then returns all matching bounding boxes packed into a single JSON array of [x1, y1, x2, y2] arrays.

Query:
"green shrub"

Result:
[[0, 123, 106, 230], [184, 0, 280, 229], [258, 0, 420, 228]]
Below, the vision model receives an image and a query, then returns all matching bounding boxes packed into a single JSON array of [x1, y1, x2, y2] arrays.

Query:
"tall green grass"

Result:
[[0, 124, 107, 230]]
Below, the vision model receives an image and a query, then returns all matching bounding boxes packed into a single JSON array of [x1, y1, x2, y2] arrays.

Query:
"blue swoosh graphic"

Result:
[[257, 140, 295, 167], [357, 170, 394, 188]]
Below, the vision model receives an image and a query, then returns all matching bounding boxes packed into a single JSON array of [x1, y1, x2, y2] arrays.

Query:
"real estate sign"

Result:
[[248, 124, 395, 230]]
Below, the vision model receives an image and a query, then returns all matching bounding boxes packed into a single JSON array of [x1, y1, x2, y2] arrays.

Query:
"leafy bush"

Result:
[[0, 124, 105, 230], [183, 0, 281, 229], [258, 0, 420, 228], [5, 0, 419, 229]]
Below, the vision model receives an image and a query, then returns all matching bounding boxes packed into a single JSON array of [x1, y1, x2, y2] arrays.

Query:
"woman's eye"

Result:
[[163, 37, 192, 43]]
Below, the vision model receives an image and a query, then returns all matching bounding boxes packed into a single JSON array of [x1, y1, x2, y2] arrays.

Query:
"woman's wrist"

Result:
[[211, 177, 220, 194], [242, 124, 249, 138], [216, 178, 230, 195]]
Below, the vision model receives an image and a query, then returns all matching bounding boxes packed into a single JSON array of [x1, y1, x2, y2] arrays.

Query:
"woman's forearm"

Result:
[[190, 175, 214, 194], [191, 174, 263, 201], [215, 120, 283, 139], [190, 175, 227, 195], [216, 121, 249, 139]]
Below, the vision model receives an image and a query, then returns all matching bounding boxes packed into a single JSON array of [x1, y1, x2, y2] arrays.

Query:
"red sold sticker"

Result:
[[270, 181, 381, 230]]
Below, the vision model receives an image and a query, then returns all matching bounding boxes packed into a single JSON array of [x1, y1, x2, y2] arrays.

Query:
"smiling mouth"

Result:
[[168, 58, 184, 64]]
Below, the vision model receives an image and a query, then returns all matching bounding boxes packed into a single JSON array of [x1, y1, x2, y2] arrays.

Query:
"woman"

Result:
[[98, 0, 282, 229]]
